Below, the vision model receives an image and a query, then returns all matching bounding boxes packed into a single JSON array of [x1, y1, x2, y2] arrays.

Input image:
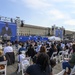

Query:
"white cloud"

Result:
[[51, 0, 67, 2], [65, 4, 75, 8], [70, 0, 75, 4], [72, 11, 75, 14], [71, 11, 75, 14], [64, 19, 75, 26], [22, 0, 52, 9], [48, 9, 67, 20]]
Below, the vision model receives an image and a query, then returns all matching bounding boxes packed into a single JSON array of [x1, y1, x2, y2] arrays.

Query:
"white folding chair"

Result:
[[0, 61, 7, 75], [17, 54, 26, 73], [51, 52, 58, 64], [21, 51, 26, 54], [21, 57, 31, 75], [68, 52, 72, 59], [54, 69, 65, 75], [70, 65, 75, 75], [58, 51, 64, 63], [70, 72, 75, 75], [64, 50, 69, 58]]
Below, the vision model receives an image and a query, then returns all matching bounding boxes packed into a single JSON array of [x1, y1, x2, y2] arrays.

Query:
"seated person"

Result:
[[25, 53, 53, 75], [16, 51, 26, 72], [0, 50, 6, 70], [33, 45, 47, 63], [18, 52, 26, 63], [47, 44, 57, 58], [26, 44, 36, 58], [62, 44, 75, 74], [50, 59, 56, 68], [4, 42, 13, 54], [4, 42, 15, 65], [18, 44, 26, 54]]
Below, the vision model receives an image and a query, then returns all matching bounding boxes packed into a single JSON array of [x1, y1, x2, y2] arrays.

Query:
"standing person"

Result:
[[25, 53, 53, 75], [0, 22, 12, 37]]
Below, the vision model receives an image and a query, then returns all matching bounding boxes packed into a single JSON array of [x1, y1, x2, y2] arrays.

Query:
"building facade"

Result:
[[19, 23, 75, 40], [19, 24, 49, 36]]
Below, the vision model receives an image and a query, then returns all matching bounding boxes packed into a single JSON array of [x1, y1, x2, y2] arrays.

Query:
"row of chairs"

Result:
[[18, 49, 72, 74], [18, 50, 71, 75], [51, 50, 72, 64], [52, 51, 73, 75]]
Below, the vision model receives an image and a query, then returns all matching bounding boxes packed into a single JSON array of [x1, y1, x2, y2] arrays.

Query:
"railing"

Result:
[[0, 15, 16, 23], [0, 15, 25, 24]]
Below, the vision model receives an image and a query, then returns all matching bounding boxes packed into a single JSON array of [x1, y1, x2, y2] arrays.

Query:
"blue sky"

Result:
[[0, 0, 75, 31]]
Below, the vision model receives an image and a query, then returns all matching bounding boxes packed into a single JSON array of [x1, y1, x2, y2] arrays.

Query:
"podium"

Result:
[[2, 36, 11, 41]]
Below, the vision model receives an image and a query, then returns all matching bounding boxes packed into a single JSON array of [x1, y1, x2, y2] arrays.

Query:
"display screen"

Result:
[[55, 29, 63, 38], [0, 21, 17, 37]]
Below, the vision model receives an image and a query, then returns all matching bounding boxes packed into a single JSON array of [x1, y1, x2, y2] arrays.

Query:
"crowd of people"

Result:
[[0, 39, 75, 75]]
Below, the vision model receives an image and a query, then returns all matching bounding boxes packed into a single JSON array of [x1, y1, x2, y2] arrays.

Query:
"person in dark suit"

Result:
[[0, 22, 12, 37]]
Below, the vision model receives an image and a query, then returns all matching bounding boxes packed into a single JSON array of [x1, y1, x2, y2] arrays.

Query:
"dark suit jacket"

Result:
[[5, 52, 15, 65], [1, 27, 12, 36]]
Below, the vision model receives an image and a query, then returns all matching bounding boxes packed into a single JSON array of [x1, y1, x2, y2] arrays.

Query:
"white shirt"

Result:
[[22, 60, 30, 69], [36, 45, 42, 52], [4, 46, 14, 54], [61, 43, 65, 50], [63, 49, 69, 55], [18, 54, 26, 62], [0, 44, 2, 49], [67, 43, 70, 48]]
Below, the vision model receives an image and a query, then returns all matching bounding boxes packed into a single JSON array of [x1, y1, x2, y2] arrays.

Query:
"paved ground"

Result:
[[53, 63, 62, 74], [6, 62, 62, 75]]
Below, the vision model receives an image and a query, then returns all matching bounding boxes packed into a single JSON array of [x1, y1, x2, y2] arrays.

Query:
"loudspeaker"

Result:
[[11, 18, 13, 23], [52, 26, 54, 31], [21, 20, 24, 27], [63, 29, 65, 35], [48, 28, 50, 36]]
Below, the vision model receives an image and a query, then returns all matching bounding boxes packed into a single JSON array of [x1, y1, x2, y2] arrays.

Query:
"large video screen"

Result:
[[55, 29, 63, 39], [0, 21, 17, 37]]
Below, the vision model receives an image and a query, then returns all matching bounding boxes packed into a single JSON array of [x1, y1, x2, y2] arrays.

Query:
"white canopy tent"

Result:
[[48, 36, 61, 41]]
